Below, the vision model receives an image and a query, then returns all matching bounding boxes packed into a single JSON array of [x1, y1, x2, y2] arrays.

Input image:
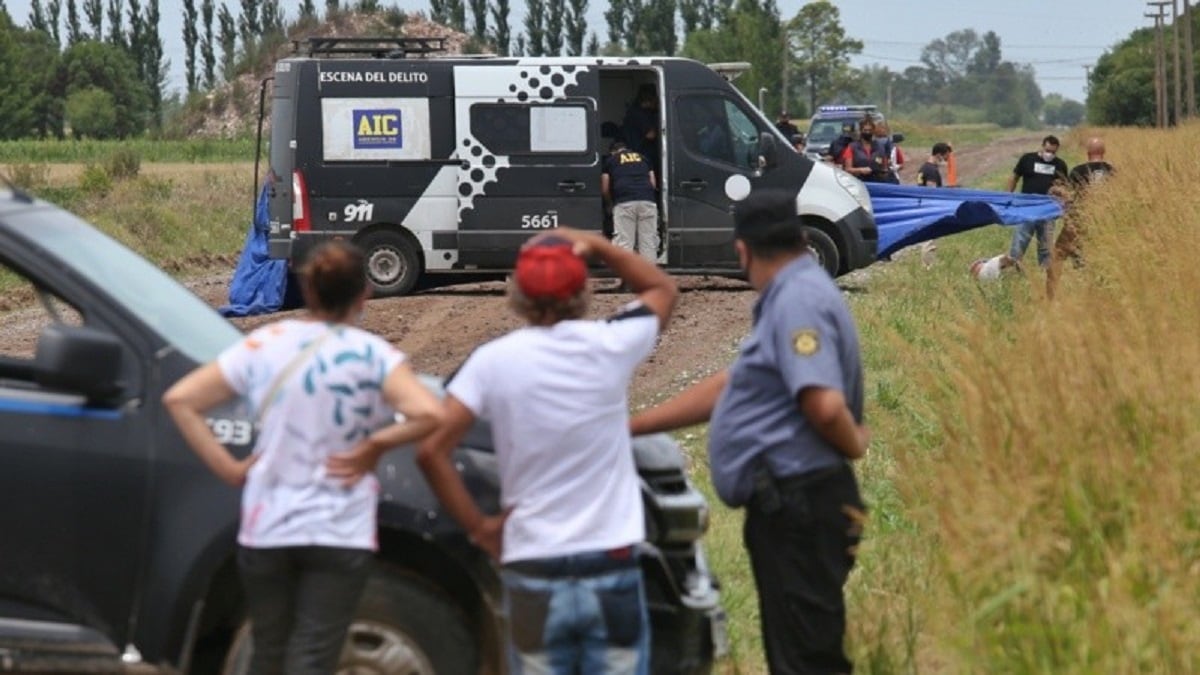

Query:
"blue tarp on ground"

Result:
[[219, 184, 290, 317], [866, 183, 1064, 259]]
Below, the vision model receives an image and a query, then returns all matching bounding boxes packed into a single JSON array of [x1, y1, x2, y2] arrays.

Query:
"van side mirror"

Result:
[[757, 132, 779, 169], [892, 133, 905, 144], [35, 324, 124, 404]]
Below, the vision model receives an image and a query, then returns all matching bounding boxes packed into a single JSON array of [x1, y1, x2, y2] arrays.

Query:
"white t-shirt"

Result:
[[218, 319, 405, 550], [447, 303, 659, 564]]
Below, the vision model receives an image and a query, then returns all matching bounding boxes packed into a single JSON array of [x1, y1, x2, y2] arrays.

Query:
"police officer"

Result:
[[630, 188, 869, 674], [602, 140, 659, 262]]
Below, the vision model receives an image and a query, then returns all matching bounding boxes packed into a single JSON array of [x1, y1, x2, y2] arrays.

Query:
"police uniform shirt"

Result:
[[707, 254, 865, 507], [603, 150, 656, 204]]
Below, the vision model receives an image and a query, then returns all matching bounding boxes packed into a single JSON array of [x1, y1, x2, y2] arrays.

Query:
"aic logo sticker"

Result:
[[352, 109, 402, 149]]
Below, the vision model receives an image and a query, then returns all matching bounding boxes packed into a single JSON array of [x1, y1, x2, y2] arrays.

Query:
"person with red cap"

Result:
[[417, 227, 678, 675]]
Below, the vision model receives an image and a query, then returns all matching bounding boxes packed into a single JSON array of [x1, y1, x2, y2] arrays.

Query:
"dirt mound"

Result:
[[183, 12, 473, 139]]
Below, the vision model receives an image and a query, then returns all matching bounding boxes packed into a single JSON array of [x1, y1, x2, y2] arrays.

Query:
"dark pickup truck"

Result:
[[0, 186, 726, 674]]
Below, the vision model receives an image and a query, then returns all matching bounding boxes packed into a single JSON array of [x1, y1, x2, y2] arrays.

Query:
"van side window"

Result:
[[677, 95, 761, 171], [470, 103, 588, 155]]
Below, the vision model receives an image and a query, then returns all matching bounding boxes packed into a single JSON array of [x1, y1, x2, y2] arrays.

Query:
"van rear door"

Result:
[[452, 64, 602, 268]]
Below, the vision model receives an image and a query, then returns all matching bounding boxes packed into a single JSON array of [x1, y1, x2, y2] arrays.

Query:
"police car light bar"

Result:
[[818, 105, 877, 112]]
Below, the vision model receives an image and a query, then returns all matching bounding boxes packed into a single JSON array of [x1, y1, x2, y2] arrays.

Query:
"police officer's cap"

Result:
[[733, 190, 801, 240]]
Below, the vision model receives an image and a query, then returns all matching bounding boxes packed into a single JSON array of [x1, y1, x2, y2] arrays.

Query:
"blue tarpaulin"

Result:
[[866, 183, 1064, 259], [219, 184, 291, 317]]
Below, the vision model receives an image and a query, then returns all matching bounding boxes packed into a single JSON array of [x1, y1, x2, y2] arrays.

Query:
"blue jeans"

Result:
[[1009, 219, 1054, 268], [502, 550, 650, 675]]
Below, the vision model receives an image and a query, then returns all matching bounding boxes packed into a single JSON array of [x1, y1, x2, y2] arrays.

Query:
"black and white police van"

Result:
[[262, 37, 878, 295]]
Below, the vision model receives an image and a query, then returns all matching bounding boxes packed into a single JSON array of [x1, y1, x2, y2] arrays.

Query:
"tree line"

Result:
[[2, 0, 1094, 141]]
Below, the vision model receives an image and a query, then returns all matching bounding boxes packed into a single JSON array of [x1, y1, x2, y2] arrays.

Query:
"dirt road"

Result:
[[214, 132, 1044, 406]]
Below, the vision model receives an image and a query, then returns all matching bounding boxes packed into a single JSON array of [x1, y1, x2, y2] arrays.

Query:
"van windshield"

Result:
[[9, 208, 242, 363]]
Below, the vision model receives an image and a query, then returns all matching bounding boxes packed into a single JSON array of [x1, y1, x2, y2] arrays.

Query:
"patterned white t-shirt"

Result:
[[218, 319, 405, 550], [447, 302, 659, 564]]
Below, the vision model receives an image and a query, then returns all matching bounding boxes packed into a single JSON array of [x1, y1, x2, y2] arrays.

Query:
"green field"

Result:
[[0, 138, 257, 164]]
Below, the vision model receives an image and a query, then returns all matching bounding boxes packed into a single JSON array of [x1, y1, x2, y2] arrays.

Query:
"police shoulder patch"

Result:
[[792, 329, 820, 356]]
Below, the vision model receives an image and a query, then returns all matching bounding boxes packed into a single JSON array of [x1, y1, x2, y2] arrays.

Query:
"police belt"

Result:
[[750, 462, 848, 514]]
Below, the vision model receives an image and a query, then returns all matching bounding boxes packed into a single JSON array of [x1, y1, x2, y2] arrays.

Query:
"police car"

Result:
[[261, 37, 878, 294], [803, 104, 887, 162]]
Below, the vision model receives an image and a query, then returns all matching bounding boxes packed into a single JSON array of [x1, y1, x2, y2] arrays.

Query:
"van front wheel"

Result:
[[359, 229, 421, 297], [803, 226, 840, 277]]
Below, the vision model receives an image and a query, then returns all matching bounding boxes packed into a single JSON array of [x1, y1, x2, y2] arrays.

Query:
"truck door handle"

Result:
[[557, 180, 586, 193], [680, 179, 707, 190]]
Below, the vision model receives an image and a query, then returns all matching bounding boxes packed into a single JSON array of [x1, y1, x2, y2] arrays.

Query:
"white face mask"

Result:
[[1041, 150, 1056, 162]]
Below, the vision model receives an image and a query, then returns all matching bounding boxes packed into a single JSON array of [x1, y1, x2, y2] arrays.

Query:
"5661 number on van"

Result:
[[520, 213, 559, 229]]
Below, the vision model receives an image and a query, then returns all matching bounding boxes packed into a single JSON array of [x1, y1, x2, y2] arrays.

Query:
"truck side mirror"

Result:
[[757, 132, 779, 169], [34, 324, 124, 404]]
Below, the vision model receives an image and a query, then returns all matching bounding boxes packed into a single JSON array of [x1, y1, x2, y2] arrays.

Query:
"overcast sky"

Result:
[[5, 0, 1149, 102]]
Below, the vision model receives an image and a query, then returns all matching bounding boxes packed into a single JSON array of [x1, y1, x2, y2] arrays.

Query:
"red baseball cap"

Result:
[[514, 236, 588, 300]]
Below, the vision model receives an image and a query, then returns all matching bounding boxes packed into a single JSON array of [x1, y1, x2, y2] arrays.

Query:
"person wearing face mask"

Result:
[[629, 189, 868, 675], [917, 142, 953, 187], [840, 116, 890, 182], [1007, 135, 1069, 268]]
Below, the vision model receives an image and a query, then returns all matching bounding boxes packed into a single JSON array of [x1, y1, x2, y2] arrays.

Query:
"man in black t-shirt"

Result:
[[602, 141, 659, 262], [1048, 137, 1116, 295], [1068, 137, 1115, 193], [775, 111, 800, 142], [1007, 135, 1069, 268], [917, 142, 953, 187]]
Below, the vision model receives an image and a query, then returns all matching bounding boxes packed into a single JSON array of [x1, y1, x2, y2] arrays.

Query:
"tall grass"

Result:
[[667, 126, 1199, 674], [846, 124, 1200, 672], [0, 138, 256, 163]]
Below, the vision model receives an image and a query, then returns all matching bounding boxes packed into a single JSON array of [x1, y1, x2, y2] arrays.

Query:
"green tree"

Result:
[[183, 0, 198, 91], [200, 0, 215, 87], [544, 0, 564, 54], [325, 0, 338, 14], [785, 1, 862, 114], [64, 86, 118, 138], [468, 0, 487, 41], [55, 39, 149, 137], [239, 0, 259, 46], [585, 31, 598, 55], [682, 0, 782, 111], [429, 0, 446, 24], [105, 0, 122, 46], [564, 0, 586, 55], [29, 0, 50, 35], [46, 0, 62, 46], [627, 0, 676, 54], [141, 0, 165, 127], [1087, 26, 1156, 126], [0, 12, 40, 139], [446, 0, 465, 31], [217, 2, 236, 81], [523, 0, 545, 55], [604, 0, 624, 45], [66, 0, 84, 44], [261, 0, 284, 37], [83, 0, 102, 39], [488, 0, 510, 54], [300, 0, 316, 19]]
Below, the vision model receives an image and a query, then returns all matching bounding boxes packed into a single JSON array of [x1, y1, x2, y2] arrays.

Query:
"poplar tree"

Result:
[[468, 0, 486, 41], [106, 0, 123, 46], [238, 0, 259, 46], [142, 0, 164, 126], [66, 0, 84, 44], [200, 0, 215, 87], [46, 0, 62, 46], [446, 0, 465, 31], [522, 0, 544, 56], [299, 0, 316, 20], [325, 0, 338, 15], [585, 31, 599, 56], [603, 0, 623, 46], [261, 0, 283, 37], [564, 0, 586, 56], [429, 0, 446, 24], [544, 0, 564, 55], [183, 0, 198, 91], [489, 0, 510, 55], [29, 1, 50, 36], [83, 0, 102, 39], [218, 2, 237, 80]]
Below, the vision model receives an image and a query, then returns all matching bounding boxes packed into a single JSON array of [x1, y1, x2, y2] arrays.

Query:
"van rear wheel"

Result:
[[803, 226, 840, 277], [359, 229, 421, 297]]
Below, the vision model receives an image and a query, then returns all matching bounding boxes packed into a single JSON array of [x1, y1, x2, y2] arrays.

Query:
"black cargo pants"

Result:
[[744, 462, 865, 675], [237, 545, 372, 675]]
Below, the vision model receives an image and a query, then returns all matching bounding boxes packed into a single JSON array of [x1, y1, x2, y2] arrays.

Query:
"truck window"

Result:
[[470, 103, 588, 155], [677, 95, 760, 171], [0, 262, 84, 365]]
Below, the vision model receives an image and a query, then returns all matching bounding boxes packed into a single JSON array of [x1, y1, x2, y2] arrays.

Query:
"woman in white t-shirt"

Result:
[[163, 240, 441, 675]]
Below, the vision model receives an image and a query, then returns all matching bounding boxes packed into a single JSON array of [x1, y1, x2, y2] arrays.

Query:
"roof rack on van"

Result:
[[296, 36, 449, 59]]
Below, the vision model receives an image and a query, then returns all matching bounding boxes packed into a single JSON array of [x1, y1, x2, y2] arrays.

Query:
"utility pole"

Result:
[[1173, 0, 1183, 124], [1083, 64, 1092, 97], [1186, 0, 1196, 118], [1147, 2, 1169, 127]]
